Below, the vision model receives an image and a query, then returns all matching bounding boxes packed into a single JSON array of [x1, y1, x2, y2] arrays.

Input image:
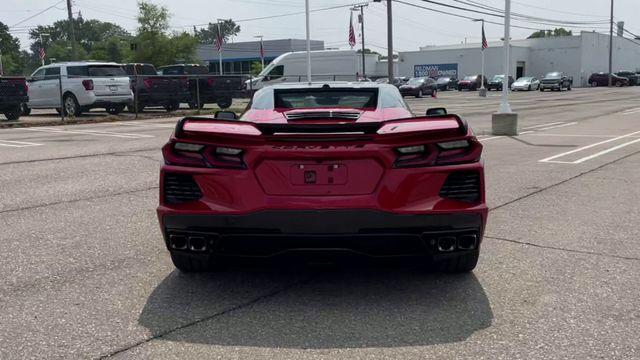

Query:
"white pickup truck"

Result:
[[26, 62, 133, 117]]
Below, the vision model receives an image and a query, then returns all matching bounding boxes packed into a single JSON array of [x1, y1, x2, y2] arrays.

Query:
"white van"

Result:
[[27, 62, 133, 116], [247, 50, 379, 90]]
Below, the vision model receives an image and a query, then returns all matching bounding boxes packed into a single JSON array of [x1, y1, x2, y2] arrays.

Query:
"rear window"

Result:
[[464, 76, 477, 80], [184, 66, 208, 75], [124, 64, 156, 75], [67, 65, 126, 77], [274, 89, 378, 109]]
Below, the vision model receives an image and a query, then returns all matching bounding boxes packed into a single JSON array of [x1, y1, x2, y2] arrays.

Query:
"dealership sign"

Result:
[[414, 63, 458, 78]]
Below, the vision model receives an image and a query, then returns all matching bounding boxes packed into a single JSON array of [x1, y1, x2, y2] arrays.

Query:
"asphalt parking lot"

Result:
[[1, 87, 639, 359]]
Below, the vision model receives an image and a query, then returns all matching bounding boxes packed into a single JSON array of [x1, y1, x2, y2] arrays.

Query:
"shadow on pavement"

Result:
[[139, 264, 493, 348]]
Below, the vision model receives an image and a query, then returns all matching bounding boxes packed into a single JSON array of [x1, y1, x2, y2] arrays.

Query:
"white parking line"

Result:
[[621, 108, 640, 115], [539, 130, 640, 163], [522, 121, 566, 130], [0, 139, 44, 148], [573, 138, 640, 163], [116, 121, 176, 128], [23, 127, 153, 139], [536, 122, 578, 131]]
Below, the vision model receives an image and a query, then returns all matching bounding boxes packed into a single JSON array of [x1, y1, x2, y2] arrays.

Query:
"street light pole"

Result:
[[386, 0, 394, 82], [499, 0, 512, 113], [608, 0, 614, 87], [305, 0, 312, 84], [39, 33, 50, 66], [352, 4, 368, 79], [473, 18, 486, 97]]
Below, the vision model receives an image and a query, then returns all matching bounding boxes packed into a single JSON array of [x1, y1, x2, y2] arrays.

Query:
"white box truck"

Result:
[[247, 49, 379, 90]]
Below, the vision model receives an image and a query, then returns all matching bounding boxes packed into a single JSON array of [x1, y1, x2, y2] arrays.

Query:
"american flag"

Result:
[[39, 47, 46, 61], [215, 32, 224, 52], [481, 23, 488, 50], [348, 12, 356, 48]]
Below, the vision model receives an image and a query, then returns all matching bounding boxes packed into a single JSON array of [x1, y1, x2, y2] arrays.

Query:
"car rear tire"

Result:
[[567, 84, 572, 91], [164, 101, 180, 112], [63, 93, 82, 117], [3, 106, 21, 121], [21, 103, 31, 116], [106, 105, 125, 115], [216, 97, 233, 109], [170, 252, 216, 273], [433, 250, 479, 273], [615, 81, 622, 87], [591, 81, 598, 87], [416, 89, 423, 98]]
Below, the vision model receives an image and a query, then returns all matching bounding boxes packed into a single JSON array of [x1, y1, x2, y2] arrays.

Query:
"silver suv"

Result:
[[27, 62, 133, 116]]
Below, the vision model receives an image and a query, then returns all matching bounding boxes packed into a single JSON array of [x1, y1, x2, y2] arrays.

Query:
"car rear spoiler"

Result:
[[174, 115, 469, 139]]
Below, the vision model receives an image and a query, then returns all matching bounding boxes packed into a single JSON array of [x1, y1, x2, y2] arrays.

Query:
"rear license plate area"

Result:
[[290, 164, 347, 185]]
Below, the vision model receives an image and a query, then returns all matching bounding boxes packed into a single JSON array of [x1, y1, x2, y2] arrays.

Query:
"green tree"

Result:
[[0, 21, 23, 75], [250, 61, 263, 76], [130, 1, 198, 66], [528, 28, 573, 39], [194, 19, 240, 45], [357, 48, 380, 55]]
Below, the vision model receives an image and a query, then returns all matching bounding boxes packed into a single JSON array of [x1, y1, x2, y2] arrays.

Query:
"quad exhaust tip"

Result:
[[457, 234, 477, 250], [188, 236, 207, 252], [169, 234, 188, 250], [437, 236, 457, 252]]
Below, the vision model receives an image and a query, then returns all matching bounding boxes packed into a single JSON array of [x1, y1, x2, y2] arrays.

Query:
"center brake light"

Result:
[[163, 141, 245, 169]]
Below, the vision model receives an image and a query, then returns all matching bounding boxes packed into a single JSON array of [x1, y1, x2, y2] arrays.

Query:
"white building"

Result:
[[398, 31, 640, 87]]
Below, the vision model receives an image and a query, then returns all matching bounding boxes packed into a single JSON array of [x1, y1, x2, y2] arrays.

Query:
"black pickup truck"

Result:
[[156, 64, 247, 109], [539, 72, 573, 91], [123, 63, 190, 112], [0, 77, 29, 121]]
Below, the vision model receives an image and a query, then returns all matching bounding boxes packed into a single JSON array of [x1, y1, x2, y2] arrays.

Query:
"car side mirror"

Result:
[[215, 111, 238, 120], [426, 107, 447, 116]]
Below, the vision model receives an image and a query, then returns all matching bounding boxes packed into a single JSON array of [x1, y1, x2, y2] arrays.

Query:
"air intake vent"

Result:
[[284, 111, 361, 120], [164, 173, 202, 204], [439, 172, 481, 202]]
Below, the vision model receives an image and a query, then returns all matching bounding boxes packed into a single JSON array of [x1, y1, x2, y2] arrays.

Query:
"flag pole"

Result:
[[216, 20, 223, 75], [480, 20, 485, 91], [305, 0, 311, 85]]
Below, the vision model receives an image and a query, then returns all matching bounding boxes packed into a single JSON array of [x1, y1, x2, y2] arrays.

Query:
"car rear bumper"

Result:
[[159, 210, 486, 258]]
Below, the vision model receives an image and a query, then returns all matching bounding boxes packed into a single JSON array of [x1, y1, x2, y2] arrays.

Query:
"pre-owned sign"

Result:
[[414, 63, 458, 78]]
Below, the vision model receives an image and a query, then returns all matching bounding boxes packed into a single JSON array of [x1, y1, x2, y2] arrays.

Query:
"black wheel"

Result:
[[567, 84, 572, 91], [527, 85, 531, 91], [216, 97, 232, 109], [416, 89, 423, 98], [21, 103, 31, 116], [106, 104, 125, 115], [188, 101, 205, 110], [164, 102, 180, 112], [433, 250, 480, 273], [170, 252, 216, 273], [63, 93, 82, 117], [3, 106, 21, 121], [615, 81, 622, 87], [539, 87, 544, 92], [591, 81, 598, 87]]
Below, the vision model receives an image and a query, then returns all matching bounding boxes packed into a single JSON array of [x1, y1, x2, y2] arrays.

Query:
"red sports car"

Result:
[[157, 82, 487, 272]]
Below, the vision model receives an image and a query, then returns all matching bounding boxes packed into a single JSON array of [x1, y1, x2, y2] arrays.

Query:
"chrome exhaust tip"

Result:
[[188, 236, 207, 252], [169, 234, 188, 250], [457, 234, 478, 250], [437, 236, 457, 252]]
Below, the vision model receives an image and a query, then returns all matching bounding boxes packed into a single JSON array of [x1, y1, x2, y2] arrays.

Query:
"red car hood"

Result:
[[241, 107, 413, 124]]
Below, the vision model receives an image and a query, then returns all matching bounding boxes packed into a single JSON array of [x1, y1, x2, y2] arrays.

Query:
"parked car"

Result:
[[0, 77, 29, 121], [487, 74, 514, 91], [588, 72, 629, 87], [539, 72, 573, 91], [457, 75, 487, 91], [123, 63, 190, 112], [399, 77, 437, 98], [157, 82, 486, 273], [436, 76, 458, 91], [511, 77, 540, 91], [157, 64, 247, 109], [615, 71, 639, 86], [25, 62, 133, 117], [375, 76, 409, 88]]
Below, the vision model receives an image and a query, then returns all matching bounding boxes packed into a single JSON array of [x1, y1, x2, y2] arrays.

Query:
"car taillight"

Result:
[[143, 78, 153, 89], [162, 142, 245, 169], [207, 77, 215, 87], [82, 79, 94, 91], [393, 138, 482, 168]]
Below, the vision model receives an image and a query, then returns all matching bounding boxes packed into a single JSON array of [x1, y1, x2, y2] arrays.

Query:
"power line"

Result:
[[9, 0, 65, 28]]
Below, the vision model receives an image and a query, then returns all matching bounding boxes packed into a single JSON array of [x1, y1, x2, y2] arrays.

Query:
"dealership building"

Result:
[[397, 31, 640, 87], [197, 38, 324, 75]]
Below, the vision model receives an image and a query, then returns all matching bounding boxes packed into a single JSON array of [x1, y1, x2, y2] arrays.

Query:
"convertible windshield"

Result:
[[274, 89, 378, 109]]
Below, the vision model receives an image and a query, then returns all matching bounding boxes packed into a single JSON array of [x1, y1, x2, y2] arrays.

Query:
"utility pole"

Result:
[[216, 19, 224, 75], [386, 0, 394, 81], [66, 0, 77, 59], [352, 4, 368, 78], [305, 0, 311, 84], [608, 0, 614, 87]]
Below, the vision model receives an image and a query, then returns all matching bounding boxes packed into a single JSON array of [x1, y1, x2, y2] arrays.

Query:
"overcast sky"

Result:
[[3, 0, 639, 53]]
